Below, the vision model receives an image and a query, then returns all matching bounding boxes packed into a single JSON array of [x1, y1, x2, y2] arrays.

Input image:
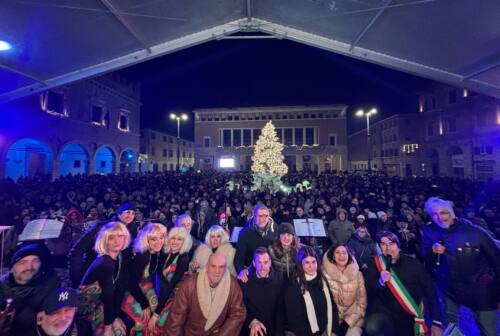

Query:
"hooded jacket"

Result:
[[328, 209, 355, 246]]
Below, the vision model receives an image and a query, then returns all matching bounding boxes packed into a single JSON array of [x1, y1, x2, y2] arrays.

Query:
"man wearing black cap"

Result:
[[68, 201, 137, 287], [33, 287, 91, 336], [0, 244, 60, 335]]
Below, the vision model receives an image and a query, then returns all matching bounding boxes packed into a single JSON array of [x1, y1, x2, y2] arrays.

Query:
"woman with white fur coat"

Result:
[[322, 245, 367, 336], [190, 224, 236, 276]]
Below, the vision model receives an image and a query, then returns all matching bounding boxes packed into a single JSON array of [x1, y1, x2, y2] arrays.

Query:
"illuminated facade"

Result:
[[140, 129, 194, 172], [348, 85, 500, 180], [419, 85, 500, 180], [348, 114, 422, 176], [193, 105, 348, 172], [0, 74, 141, 180]]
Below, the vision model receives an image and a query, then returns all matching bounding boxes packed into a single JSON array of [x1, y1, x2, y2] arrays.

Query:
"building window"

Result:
[[151, 146, 155, 156], [228, 115, 233, 121], [163, 149, 167, 157], [91, 105, 104, 125], [235, 115, 240, 121], [189, 152, 192, 158], [427, 122, 434, 136], [163, 136, 167, 142], [328, 134, 337, 146], [449, 90, 457, 104], [233, 129, 242, 147], [182, 141, 186, 147], [169, 137, 174, 144], [252, 129, 261, 145], [447, 118, 457, 132], [276, 128, 283, 143], [74, 160, 81, 168], [294, 128, 303, 145], [476, 108, 488, 127], [162, 163, 167, 171], [169, 150, 173, 158], [222, 129, 231, 147], [284, 128, 293, 146], [305, 128, 315, 145], [182, 151, 186, 158], [203, 136, 211, 148], [151, 133, 156, 139], [243, 129, 251, 146], [41, 91, 67, 116], [118, 114, 129, 131]]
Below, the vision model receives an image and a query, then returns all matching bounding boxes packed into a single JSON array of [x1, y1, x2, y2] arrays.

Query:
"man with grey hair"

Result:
[[175, 214, 200, 259], [165, 253, 246, 335], [422, 197, 500, 336]]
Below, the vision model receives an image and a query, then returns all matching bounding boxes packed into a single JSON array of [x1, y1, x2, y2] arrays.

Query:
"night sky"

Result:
[[118, 38, 433, 140]]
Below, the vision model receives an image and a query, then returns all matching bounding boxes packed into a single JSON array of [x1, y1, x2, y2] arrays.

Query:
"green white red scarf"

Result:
[[374, 254, 429, 336]]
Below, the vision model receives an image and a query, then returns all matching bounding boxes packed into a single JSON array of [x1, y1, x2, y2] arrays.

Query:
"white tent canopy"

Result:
[[1, 0, 499, 102]]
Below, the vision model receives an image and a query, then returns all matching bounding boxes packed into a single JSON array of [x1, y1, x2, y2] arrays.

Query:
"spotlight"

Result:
[[0, 40, 12, 51]]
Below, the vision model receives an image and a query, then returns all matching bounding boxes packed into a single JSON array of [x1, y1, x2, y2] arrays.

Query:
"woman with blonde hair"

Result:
[[155, 227, 192, 325], [190, 225, 236, 275], [79, 221, 132, 336], [322, 245, 366, 336], [122, 223, 167, 335]]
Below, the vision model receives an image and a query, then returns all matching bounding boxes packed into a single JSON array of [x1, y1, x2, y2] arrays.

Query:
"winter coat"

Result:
[[422, 217, 500, 310], [239, 269, 285, 336], [0, 270, 60, 335], [346, 233, 376, 271], [327, 209, 355, 246], [164, 273, 246, 336], [284, 275, 340, 336], [322, 254, 367, 329], [268, 244, 297, 281], [234, 218, 277, 273], [192, 242, 236, 276]]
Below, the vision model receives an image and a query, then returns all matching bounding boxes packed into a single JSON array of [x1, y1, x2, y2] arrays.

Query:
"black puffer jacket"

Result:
[[422, 217, 500, 310]]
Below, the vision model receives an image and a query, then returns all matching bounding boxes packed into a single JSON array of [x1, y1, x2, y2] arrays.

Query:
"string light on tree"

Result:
[[251, 121, 288, 193]]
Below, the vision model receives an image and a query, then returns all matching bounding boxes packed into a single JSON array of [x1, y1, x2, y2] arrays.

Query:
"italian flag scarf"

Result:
[[374, 254, 429, 336]]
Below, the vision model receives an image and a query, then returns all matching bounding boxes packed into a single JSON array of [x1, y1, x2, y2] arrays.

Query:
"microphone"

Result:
[[385, 255, 392, 272], [436, 239, 443, 266]]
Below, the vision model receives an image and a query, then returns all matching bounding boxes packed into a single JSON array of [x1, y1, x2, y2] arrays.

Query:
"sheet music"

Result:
[[18, 219, 64, 241], [293, 219, 326, 237]]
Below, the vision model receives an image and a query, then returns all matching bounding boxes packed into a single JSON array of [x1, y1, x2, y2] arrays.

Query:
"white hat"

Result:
[[356, 214, 365, 220]]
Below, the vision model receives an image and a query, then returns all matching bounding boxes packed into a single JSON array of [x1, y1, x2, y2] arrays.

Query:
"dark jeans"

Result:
[[363, 312, 414, 336]]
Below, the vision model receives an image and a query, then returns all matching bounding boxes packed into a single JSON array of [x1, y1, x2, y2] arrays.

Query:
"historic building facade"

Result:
[[348, 85, 500, 180], [0, 74, 141, 180], [348, 114, 422, 177], [193, 105, 348, 172], [140, 128, 194, 172]]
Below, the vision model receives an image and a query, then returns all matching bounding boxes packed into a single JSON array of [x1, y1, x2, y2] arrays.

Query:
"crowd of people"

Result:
[[0, 170, 498, 336]]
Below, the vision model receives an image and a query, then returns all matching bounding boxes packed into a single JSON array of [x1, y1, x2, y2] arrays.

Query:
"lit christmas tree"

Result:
[[251, 121, 288, 193]]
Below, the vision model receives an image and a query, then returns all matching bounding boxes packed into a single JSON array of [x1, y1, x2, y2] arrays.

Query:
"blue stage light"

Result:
[[0, 40, 12, 51]]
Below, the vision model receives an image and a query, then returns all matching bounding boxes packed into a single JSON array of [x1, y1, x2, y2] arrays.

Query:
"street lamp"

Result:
[[355, 108, 377, 173], [170, 113, 188, 171]]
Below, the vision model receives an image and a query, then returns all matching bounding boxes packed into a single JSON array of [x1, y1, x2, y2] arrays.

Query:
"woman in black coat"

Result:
[[284, 245, 339, 336]]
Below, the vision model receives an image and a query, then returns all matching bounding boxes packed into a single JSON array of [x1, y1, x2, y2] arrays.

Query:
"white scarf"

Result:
[[196, 268, 231, 331], [303, 273, 333, 336]]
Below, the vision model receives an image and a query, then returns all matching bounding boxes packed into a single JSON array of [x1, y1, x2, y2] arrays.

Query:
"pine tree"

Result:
[[251, 121, 288, 192]]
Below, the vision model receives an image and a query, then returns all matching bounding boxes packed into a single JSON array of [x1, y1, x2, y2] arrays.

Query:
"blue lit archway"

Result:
[[59, 143, 89, 176], [120, 148, 137, 174], [95, 146, 115, 175], [6, 138, 53, 181]]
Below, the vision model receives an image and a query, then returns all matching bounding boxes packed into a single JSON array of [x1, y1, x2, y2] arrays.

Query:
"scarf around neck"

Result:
[[302, 273, 333, 336], [196, 268, 231, 331]]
